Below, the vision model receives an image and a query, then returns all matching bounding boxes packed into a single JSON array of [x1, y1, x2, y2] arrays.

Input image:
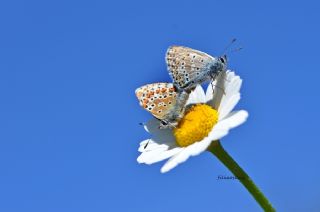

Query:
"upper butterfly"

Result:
[[166, 46, 227, 92], [135, 83, 189, 129]]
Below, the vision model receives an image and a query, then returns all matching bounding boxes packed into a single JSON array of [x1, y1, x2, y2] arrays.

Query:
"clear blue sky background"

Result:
[[1, 0, 319, 211]]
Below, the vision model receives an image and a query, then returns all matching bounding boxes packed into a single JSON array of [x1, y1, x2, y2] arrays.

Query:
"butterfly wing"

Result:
[[166, 46, 216, 89], [135, 83, 178, 120]]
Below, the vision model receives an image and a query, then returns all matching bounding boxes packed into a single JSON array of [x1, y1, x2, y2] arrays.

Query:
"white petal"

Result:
[[218, 93, 240, 120], [138, 139, 152, 152], [143, 119, 176, 147], [137, 138, 182, 164], [186, 85, 206, 105], [194, 85, 206, 103], [218, 110, 249, 129], [226, 71, 235, 80], [137, 146, 182, 165], [160, 138, 212, 173], [206, 71, 242, 115], [138, 139, 167, 153], [161, 148, 190, 173], [206, 71, 227, 110], [206, 126, 229, 141], [217, 73, 242, 118], [205, 82, 214, 103], [138, 119, 178, 165]]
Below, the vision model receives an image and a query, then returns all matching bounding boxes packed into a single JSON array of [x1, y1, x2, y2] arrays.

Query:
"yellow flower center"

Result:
[[174, 104, 219, 147]]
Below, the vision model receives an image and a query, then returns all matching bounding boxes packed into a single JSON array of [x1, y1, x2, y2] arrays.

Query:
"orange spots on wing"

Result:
[[169, 87, 175, 92], [161, 88, 167, 93], [146, 92, 154, 98], [156, 89, 160, 94]]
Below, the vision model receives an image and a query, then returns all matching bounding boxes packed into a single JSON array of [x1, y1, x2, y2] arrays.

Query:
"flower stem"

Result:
[[208, 140, 275, 212]]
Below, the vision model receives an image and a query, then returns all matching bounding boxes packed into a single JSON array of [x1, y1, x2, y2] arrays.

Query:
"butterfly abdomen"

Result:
[[174, 61, 213, 91], [163, 90, 190, 124]]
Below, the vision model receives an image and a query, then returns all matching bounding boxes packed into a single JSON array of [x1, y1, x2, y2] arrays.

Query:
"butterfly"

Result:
[[166, 46, 227, 92], [135, 83, 189, 129]]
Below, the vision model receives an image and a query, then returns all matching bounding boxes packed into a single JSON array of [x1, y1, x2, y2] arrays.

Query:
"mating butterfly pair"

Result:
[[136, 46, 228, 129]]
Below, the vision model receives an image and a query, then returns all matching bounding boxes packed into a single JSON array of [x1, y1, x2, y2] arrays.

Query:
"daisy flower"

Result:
[[137, 71, 248, 173]]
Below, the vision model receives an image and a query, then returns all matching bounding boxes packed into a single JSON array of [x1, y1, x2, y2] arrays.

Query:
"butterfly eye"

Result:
[[161, 120, 168, 126], [219, 57, 225, 64]]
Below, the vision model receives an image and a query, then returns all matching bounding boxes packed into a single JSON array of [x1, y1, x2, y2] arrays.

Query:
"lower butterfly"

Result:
[[135, 83, 189, 129]]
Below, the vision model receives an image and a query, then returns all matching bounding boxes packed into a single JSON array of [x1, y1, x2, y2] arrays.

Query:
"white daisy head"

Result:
[[137, 71, 248, 173]]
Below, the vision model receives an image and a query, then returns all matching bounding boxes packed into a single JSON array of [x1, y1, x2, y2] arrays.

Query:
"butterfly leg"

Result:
[[144, 139, 151, 149], [210, 73, 226, 95], [159, 120, 177, 129]]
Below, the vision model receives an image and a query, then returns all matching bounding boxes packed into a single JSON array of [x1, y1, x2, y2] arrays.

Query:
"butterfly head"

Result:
[[218, 54, 228, 66], [208, 54, 227, 77]]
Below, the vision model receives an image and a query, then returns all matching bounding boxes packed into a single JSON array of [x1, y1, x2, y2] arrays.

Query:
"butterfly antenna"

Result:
[[230, 46, 243, 53], [220, 38, 237, 56]]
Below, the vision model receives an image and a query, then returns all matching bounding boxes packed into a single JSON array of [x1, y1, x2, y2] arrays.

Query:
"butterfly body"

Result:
[[135, 83, 190, 129], [166, 46, 227, 92]]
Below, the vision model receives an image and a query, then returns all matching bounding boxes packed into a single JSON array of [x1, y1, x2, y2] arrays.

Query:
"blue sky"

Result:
[[0, 0, 320, 211]]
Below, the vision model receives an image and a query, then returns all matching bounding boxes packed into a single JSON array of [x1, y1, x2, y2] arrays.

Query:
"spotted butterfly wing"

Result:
[[135, 83, 178, 121], [166, 46, 216, 90]]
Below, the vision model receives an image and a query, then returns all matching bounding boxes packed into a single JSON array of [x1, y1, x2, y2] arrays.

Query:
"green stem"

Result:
[[208, 140, 275, 212]]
